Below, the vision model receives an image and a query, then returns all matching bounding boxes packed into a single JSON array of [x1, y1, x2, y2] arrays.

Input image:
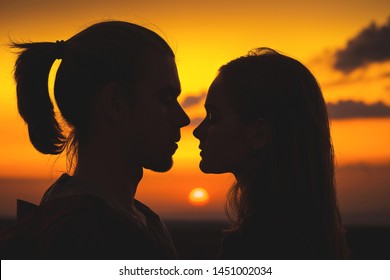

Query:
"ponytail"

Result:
[[12, 42, 65, 154], [11, 21, 176, 159]]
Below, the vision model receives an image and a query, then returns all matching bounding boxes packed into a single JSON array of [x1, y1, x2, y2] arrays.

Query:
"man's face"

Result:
[[125, 53, 190, 172]]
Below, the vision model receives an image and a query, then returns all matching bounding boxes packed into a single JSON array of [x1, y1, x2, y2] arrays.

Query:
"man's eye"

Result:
[[206, 112, 215, 122], [162, 95, 174, 103]]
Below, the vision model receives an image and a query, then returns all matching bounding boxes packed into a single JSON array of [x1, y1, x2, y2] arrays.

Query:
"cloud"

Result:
[[181, 92, 206, 109], [334, 17, 390, 73], [189, 117, 203, 127], [327, 100, 390, 119], [188, 100, 390, 124], [322, 70, 390, 88]]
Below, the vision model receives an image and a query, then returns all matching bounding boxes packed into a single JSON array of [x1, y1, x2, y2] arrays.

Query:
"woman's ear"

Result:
[[252, 118, 268, 150], [100, 82, 128, 122]]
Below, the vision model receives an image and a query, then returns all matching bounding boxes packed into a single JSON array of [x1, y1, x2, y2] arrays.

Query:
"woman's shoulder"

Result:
[[220, 217, 313, 259]]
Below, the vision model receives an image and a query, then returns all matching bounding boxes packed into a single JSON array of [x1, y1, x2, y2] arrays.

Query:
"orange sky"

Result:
[[1, 0, 390, 223]]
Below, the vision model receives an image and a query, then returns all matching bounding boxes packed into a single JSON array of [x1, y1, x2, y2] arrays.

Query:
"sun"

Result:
[[188, 188, 209, 206]]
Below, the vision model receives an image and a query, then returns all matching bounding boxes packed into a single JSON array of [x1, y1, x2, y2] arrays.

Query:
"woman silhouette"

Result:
[[194, 48, 349, 259], [0, 21, 189, 259]]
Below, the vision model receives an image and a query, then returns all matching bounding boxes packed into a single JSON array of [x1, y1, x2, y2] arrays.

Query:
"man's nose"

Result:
[[192, 118, 205, 140], [177, 105, 190, 128]]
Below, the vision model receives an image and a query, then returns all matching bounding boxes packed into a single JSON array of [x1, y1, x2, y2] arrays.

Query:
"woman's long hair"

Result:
[[12, 21, 174, 170], [220, 48, 349, 259]]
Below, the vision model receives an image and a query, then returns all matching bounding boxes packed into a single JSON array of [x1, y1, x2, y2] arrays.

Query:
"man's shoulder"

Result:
[[26, 195, 153, 237], [5, 196, 109, 237], [134, 199, 160, 220], [0, 195, 163, 259]]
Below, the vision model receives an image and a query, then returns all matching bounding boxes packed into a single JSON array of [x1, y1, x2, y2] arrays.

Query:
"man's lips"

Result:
[[173, 134, 181, 143], [198, 145, 206, 156]]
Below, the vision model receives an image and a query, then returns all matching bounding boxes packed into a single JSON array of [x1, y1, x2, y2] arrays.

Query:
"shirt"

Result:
[[0, 174, 177, 259]]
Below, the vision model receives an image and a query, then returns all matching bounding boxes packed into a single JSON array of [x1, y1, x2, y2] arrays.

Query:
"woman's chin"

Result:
[[199, 161, 226, 174]]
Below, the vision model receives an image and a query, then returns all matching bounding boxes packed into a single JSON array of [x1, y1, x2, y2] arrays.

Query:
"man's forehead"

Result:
[[131, 52, 179, 97]]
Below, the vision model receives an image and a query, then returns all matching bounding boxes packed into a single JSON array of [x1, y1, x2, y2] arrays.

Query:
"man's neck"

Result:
[[72, 149, 143, 211]]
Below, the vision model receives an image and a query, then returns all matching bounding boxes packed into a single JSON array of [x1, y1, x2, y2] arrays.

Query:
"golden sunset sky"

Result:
[[1, 0, 390, 223]]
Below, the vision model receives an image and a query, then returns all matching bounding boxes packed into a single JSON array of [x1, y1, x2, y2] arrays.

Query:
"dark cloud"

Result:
[[189, 117, 203, 127], [334, 17, 390, 73], [327, 100, 390, 119], [188, 100, 390, 124], [323, 71, 390, 88], [181, 93, 206, 109]]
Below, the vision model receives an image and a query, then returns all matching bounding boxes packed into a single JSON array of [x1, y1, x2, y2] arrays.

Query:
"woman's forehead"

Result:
[[206, 75, 226, 102]]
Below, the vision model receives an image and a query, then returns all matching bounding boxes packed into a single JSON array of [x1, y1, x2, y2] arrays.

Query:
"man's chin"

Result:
[[144, 158, 173, 173]]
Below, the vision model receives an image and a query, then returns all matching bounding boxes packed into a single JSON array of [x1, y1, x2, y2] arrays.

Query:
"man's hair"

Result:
[[12, 21, 174, 168]]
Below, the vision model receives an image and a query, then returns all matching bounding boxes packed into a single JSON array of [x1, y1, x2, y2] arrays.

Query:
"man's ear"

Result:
[[252, 118, 268, 150], [100, 83, 128, 122]]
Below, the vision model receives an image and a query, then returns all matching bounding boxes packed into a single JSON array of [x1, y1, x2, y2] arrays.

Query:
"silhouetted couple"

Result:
[[0, 21, 349, 259]]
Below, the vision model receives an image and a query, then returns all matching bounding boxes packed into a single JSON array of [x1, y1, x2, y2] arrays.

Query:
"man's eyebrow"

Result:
[[205, 104, 218, 111]]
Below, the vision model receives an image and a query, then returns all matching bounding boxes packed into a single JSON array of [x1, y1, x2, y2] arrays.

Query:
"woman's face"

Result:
[[193, 75, 257, 176]]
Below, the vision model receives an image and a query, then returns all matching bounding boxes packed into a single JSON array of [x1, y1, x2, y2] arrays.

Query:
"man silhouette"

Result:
[[0, 21, 190, 259]]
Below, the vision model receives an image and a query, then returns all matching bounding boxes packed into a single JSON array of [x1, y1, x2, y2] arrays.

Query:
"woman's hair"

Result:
[[219, 47, 349, 259], [12, 21, 174, 168]]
